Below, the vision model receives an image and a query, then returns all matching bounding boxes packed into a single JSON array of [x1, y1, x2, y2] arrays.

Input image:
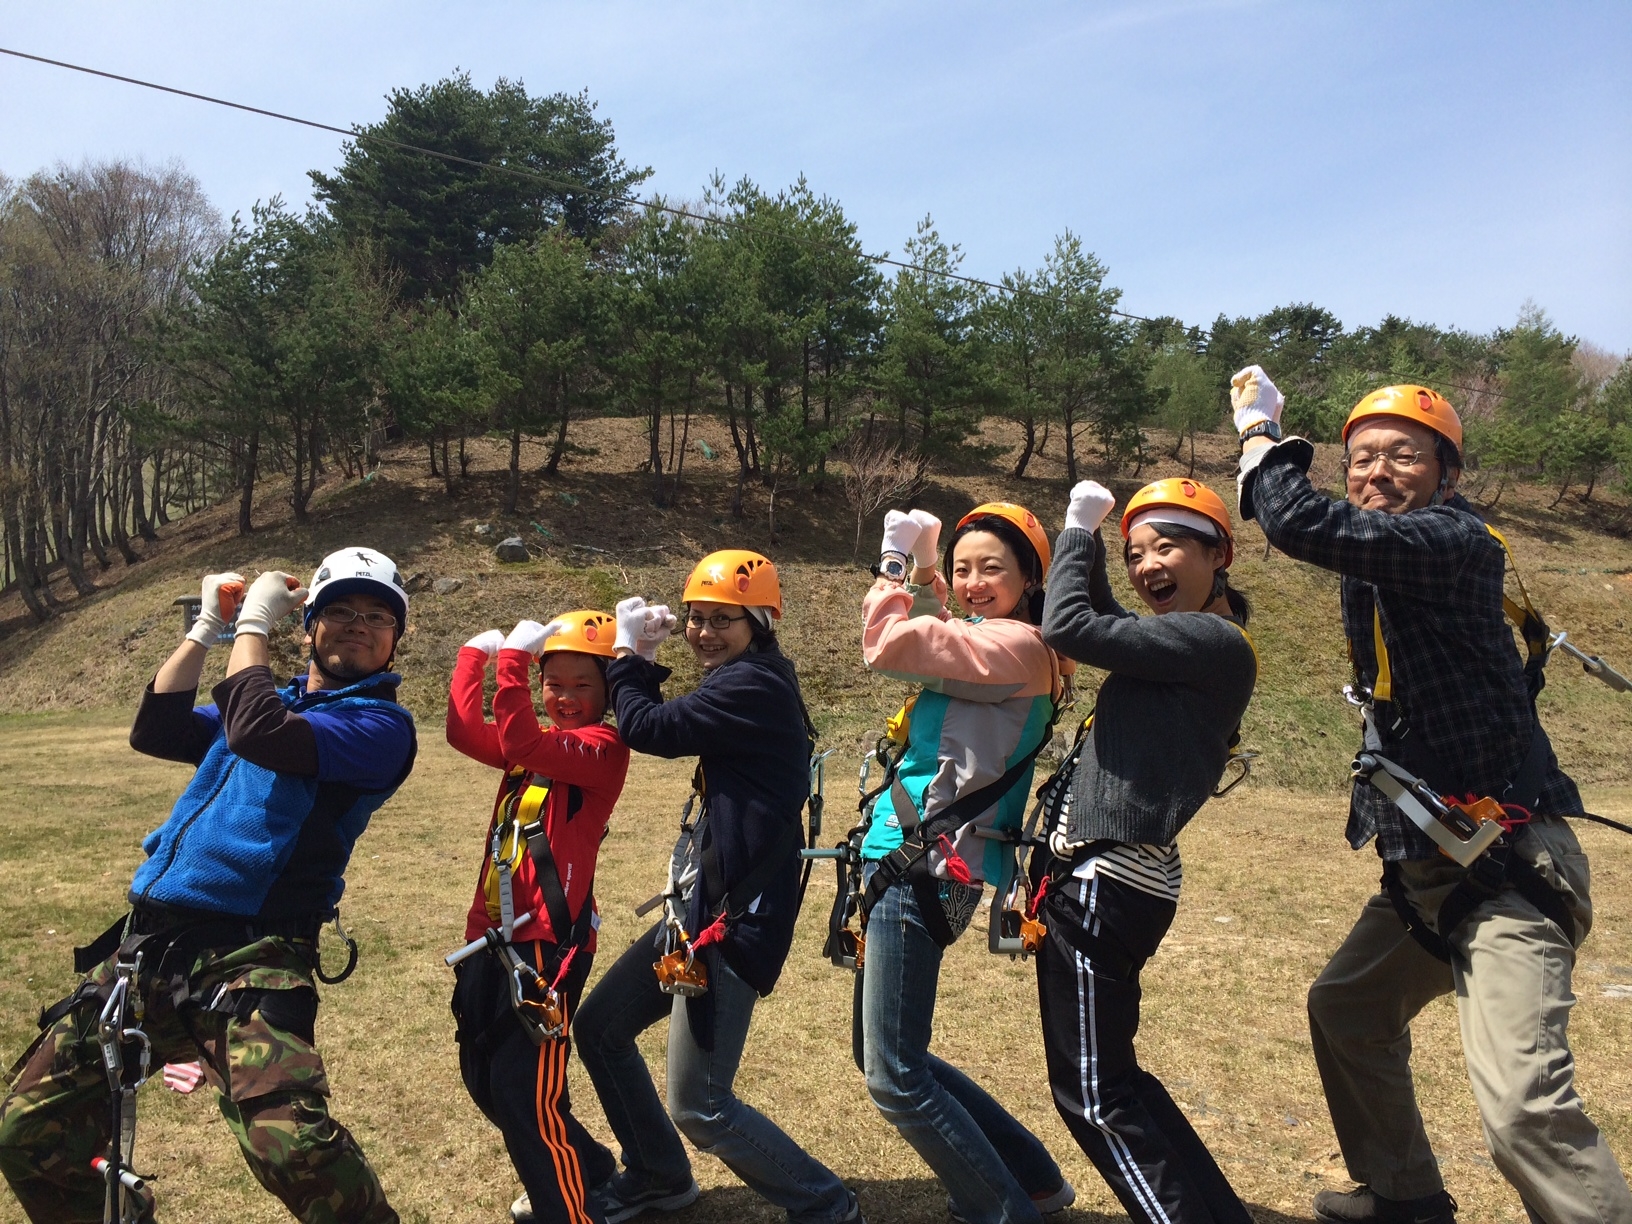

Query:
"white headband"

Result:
[[1126, 507, 1220, 539], [745, 605, 773, 630]]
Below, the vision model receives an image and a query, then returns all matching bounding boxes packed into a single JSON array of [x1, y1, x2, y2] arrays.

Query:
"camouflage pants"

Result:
[[0, 934, 397, 1224]]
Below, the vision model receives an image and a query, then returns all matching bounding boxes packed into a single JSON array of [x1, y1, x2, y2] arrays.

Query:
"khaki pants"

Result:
[[1308, 816, 1632, 1223]]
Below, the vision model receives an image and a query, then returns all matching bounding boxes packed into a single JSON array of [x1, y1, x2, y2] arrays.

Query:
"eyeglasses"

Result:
[[1343, 447, 1429, 476], [317, 605, 399, 630], [685, 612, 749, 632]]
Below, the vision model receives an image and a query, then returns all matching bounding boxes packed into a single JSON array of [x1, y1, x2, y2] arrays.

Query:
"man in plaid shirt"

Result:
[[1231, 367, 1631, 1224]]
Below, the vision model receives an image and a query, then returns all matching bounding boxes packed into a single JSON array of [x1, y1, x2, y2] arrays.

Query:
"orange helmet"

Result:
[[542, 609, 618, 660], [683, 550, 783, 618], [955, 502, 1051, 578], [1120, 478, 1234, 566], [1343, 384, 1463, 452]]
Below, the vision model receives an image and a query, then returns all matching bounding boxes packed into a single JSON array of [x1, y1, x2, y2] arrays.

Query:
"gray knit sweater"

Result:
[[1041, 527, 1258, 846]]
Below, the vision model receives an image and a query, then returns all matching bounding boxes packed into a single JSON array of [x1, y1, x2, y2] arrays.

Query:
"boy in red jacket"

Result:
[[446, 611, 629, 1224]]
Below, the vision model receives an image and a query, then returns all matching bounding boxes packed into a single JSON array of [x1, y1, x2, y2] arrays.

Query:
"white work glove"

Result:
[[878, 510, 921, 581], [1230, 364, 1284, 436], [633, 603, 677, 660], [233, 571, 306, 639], [503, 619, 563, 658], [1064, 481, 1116, 534], [614, 596, 650, 654], [185, 571, 246, 648], [907, 510, 942, 569], [463, 629, 506, 659]]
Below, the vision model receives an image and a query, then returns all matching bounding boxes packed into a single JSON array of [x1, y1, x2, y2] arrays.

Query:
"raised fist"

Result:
[[234, 571, 306, 639], [1230, 365, 1284, 436], [186, 571, 246, 648], [1064, 481, 1116, 534]]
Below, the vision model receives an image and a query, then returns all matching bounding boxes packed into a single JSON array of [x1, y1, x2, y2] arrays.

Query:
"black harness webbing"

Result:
[[859, 716, 1055, 948], [1382, 837, 1576, 967], [519, 816, 592, 968]]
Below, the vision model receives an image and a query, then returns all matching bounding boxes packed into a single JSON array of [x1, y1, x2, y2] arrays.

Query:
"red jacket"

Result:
[[446, 646, 629, 946]]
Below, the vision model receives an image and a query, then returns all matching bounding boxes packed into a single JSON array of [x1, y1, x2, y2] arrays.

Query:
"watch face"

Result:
[[880, 554, 908, 580]]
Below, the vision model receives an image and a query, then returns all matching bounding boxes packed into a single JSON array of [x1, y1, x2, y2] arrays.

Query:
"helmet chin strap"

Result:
[[308, 639, 395, 687]]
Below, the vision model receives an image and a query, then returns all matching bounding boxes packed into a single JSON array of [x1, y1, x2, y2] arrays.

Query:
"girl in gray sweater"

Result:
[[1035, 477, 1257, 1224]]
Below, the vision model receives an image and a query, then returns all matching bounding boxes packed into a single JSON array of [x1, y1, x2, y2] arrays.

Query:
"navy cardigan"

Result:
[[609, 645, 810, 1018]]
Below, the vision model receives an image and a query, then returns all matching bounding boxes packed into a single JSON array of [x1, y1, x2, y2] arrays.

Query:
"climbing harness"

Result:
[[805, 715, 911, 970], [644, 699, 828, 995], [857, 691, 1061, 951], [987, 710, 1094, 961], [96, 949, 154, 1224], [1344, 525, 1632, 960], [445, 767, 594, 1043]]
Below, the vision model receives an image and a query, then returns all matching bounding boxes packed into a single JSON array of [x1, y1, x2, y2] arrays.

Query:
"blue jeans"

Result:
[[859, 866, 1059, 1224], [577, 922, 853, 1223], [576, 926, 690, 1187], [669, 954, 853, 1222]]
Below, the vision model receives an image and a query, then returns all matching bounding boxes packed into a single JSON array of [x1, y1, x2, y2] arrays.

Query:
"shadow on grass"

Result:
[[659, 1177, 1314, 1223]]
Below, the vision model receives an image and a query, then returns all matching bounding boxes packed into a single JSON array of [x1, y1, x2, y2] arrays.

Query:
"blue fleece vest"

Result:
[[129, 677, 414, 917]]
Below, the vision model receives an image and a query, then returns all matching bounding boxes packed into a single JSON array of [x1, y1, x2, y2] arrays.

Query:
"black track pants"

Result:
[[1036, 870, 1252, 1224], [452, 942, 615, 1224]]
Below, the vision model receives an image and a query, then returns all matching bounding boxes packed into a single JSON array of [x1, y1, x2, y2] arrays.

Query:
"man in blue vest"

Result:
[[0, 548, 417, 1224]]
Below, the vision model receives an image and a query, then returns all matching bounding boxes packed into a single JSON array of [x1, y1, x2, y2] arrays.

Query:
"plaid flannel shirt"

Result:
[[1242, 439, 1582, 860]]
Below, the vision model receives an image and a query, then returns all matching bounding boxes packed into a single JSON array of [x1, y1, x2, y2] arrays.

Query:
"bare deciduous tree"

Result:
[[839, 431, 928, 559]]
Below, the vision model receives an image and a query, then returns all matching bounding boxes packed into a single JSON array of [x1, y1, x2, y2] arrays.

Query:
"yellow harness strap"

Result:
[[1365, 524, 1546, 706], [1372, 609, 1393, 702], [484, 770, 552, 922], [1233, 622, 1259, 669]]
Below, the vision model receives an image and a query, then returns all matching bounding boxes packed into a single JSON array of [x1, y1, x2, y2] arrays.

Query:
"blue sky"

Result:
[[2, 1, 1628, 350]]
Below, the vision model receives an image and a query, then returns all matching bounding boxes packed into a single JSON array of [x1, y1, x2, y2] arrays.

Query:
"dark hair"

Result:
[[942, 514, 1046, 623], [1121, 522, 1250, 625]]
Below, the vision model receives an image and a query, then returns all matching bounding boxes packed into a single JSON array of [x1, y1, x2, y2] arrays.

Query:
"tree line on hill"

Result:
[[2, 72, 1628, 621]]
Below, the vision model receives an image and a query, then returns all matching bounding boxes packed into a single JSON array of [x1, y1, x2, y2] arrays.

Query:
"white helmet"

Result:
[[304, 547, 409, 634]]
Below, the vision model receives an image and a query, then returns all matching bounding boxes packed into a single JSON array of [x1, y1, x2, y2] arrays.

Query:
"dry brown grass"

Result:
[[2, 418, 1631, 792], [2, 713, 1630, 1224]]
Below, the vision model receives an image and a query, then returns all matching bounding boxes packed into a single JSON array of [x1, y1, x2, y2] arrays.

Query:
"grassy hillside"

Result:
[[1, 417, 1629, 792]]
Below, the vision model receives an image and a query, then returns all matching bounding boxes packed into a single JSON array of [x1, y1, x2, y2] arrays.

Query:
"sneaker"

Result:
[[594, 1171, 702, 1224], [950, 1180, 1075, 1222], [1313, 1186, 1458, 1224], [838, 1190, 866, 1223], [510, 1192, 532, 1223]]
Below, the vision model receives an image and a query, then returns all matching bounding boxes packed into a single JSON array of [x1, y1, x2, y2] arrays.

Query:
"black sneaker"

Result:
[[1313, 1186, 1457, 1224], [594, 1172, 702, 1224]]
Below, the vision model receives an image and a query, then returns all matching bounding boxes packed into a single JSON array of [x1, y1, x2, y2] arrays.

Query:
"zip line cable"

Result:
[[0, 45, 1144, 319], [0, 44, 1575, 416]]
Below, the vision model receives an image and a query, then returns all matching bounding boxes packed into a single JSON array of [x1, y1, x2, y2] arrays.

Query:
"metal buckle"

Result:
[[654, 947, 709, 996]]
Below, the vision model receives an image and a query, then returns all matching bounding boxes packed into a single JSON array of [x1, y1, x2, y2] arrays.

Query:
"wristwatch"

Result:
[[1239, 420, 1282, 443], [874, 553, 909, 582]]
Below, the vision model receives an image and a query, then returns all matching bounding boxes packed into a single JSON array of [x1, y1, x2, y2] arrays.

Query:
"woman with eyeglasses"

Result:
[[1033, 478, 1257, 1224], [574, 550, 863, 1224], [858, 503, 1074, 1224]]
